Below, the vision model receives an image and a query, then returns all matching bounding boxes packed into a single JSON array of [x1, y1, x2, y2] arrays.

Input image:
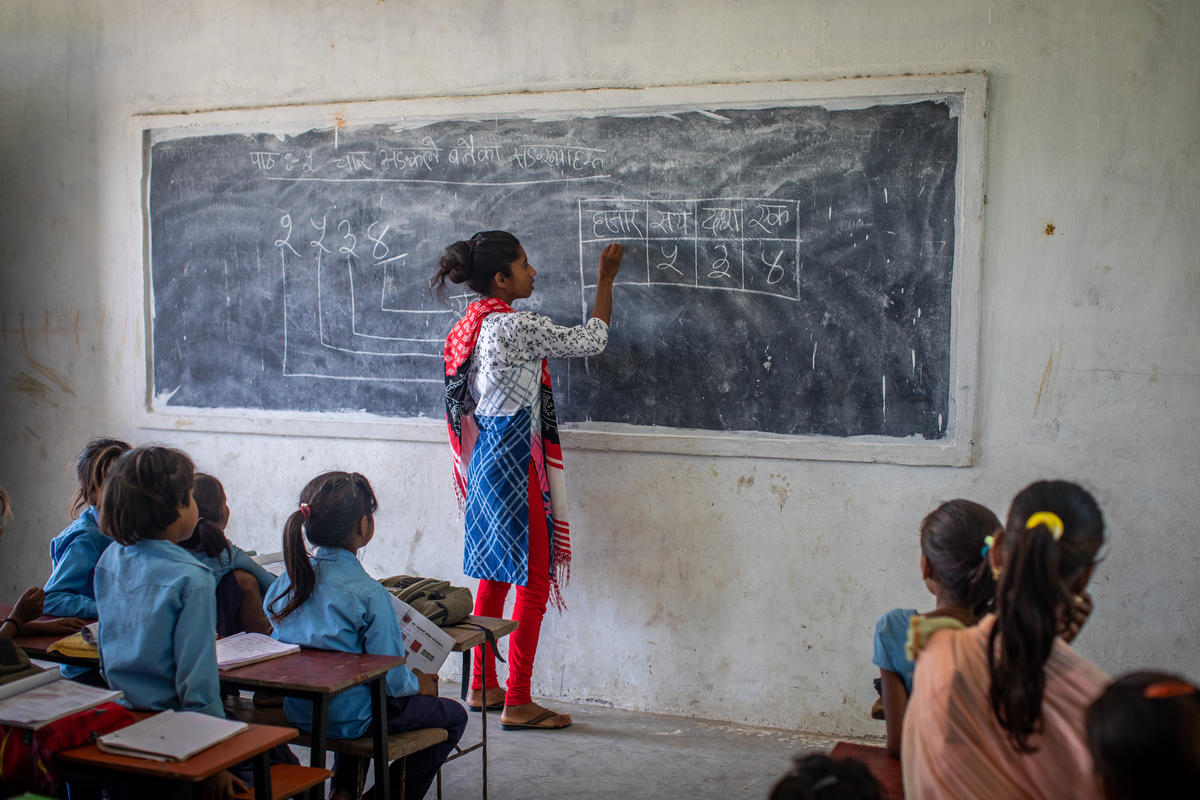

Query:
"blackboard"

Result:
[[146, 86, 973, 444]]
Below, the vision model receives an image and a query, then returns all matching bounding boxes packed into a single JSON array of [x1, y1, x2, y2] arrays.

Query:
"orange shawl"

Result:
[[901, 615, 1107, 799]]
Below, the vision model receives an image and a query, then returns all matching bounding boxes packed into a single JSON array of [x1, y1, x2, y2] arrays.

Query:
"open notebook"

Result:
[[97, 710, 248, 761], [0, 669, 123, 730], [215, 632, 299, 668]]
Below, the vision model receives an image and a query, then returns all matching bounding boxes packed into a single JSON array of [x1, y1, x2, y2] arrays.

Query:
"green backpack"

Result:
[[379, 575, 473, 627]]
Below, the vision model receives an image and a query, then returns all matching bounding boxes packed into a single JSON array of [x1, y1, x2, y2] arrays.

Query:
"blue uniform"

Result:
[[43, 507, 112, 619], [264, 546, 420, 738], [94, 539, 223, 718], [872, 607, 919, 693], [191, 543, 276, 594]]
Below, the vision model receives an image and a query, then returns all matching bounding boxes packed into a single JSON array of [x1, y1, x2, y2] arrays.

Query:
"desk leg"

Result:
[[252, 751, 272, 800], [458, 645, 489, 800], [309, 697, 328, 800], [478, 644, 489, 800], [371, 675, 391, 800]]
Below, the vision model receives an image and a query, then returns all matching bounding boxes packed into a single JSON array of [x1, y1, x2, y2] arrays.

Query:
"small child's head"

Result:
[[268, 471, 378, 622], [1086, 671, 1200, 799], [769, 753, 883, 800], [71, 437, 132, 516], [919, 499, 1001, 618], [989, 479, 1105, 752], [179, 473, 231, 558], [99, 446, 197, 545]]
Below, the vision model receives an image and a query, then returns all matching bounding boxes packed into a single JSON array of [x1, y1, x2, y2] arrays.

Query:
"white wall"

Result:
[[1, 1, 1196, 737]]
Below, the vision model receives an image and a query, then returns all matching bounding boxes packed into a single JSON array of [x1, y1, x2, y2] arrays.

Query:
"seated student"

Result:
[[0, 487, 85, 639], [179, 473, 275, 636], [902, 480, 1108, 799], [265, 471, 466, 800], [769, 752, 884, 800], [43, 437, 131, 619], [1086, 671, 1200, 799], [872, 499, 1000, 757], [94, 446, 246, 799]]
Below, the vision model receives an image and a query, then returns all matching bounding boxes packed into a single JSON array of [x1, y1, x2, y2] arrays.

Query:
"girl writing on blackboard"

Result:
[[434, 231, 622, 730]]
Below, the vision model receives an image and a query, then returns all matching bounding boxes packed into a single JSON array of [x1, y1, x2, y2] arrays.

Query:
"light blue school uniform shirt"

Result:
[[191, 543, 277, 594], [43, 506, 113, 619], [94, 538, 223, 719], [873, 607, 918, 693], [264, 546, 420, 738]]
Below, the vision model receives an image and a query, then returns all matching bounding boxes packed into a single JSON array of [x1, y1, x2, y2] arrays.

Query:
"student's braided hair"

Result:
[[98, 446, 195, 545], [179, 473, 232, 559], [988, 480, 1104, 752], [268, 471, 378, 623], [70, 437, 132, 516]]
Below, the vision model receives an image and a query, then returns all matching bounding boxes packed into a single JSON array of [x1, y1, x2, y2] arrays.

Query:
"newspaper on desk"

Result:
[[389, 595, 455, 673]]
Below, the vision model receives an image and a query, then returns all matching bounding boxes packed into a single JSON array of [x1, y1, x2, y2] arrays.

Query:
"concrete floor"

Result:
[[422, 689, 877, 799]]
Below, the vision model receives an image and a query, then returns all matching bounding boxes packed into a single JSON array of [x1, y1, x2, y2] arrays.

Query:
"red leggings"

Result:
[[471, 460, 550, 707]]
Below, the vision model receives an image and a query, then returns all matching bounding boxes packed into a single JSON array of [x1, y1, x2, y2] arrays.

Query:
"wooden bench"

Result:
[[225, 697, 448, 785], [232, 764, 333, 800]]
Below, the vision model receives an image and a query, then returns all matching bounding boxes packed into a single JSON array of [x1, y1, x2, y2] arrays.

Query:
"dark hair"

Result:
[[267, 471, 378, 623], [920, 499, 1000, 619], [988, 480, 1104, 752], [769, 753, 884, 800], [0, 486, 10, 529], [1086, 671, 1200, 800], [99, 446, 195, 545], [71, 437, 132, 515], [179, 473, 231, 559], [429, 230, 521, 299]]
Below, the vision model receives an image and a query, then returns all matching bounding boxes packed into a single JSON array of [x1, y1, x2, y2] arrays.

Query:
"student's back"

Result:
[[96, 538, 220, 716]]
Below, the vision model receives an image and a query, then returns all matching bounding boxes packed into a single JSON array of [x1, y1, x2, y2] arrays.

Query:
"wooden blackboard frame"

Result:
[[132, 73, 987, 466]]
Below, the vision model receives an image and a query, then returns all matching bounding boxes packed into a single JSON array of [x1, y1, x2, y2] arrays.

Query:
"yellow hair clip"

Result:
[[1026, 511, 1065, 540]]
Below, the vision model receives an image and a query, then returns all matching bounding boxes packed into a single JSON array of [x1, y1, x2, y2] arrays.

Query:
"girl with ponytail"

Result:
[[872, 499, 1000, 756], [902, 480, 1109, 799], [179, 473, 275, 636], [264, 472, 466, 800]]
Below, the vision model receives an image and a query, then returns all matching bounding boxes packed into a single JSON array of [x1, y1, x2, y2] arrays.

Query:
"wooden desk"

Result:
[[219, 650, 405, 800], [57, 714, 297, 800], [8, 605, 519, 800], [830, 741, 904, 800], [439, 615, 518, 800], [8, 611, 400, 800]]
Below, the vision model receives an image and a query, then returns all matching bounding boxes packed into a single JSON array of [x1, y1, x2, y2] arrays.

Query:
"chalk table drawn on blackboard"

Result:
[[578, 198, 806, 304]]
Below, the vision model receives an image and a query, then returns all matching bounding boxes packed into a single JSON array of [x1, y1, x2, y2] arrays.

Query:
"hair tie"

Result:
[[1144, 680, 1197, 700], [980, 534, 995, 559], [298, 502, 311, 520], [1026, 511, 1065, 541]]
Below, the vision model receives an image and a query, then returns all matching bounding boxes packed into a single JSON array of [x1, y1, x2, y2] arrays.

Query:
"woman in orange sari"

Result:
[[902, 480, 1107, 799]]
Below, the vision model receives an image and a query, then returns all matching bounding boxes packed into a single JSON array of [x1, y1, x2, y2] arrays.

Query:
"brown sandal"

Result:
[[499, 709, 572, 731]]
